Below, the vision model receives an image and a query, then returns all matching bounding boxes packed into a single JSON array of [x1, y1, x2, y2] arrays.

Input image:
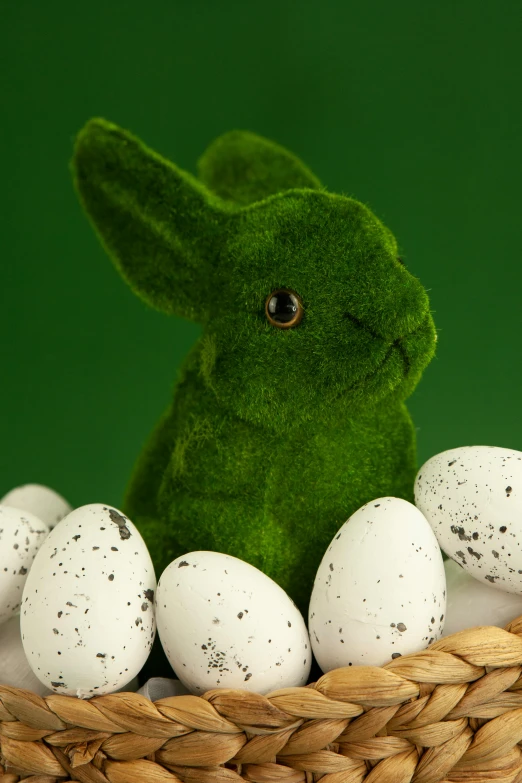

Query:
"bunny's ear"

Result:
[[197, 130, 322, 205], [72, 118, 230, 322]]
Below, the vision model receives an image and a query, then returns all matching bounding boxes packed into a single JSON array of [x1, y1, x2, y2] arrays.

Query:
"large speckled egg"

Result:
[[20, 504, 156, 698], [309, 497, 446, 671], [0, 506, 49, 626], [1, 484, 72, 530], [156, 551, 311, 695], [444, 558, 522, 636], [415, 446, 522, 593]]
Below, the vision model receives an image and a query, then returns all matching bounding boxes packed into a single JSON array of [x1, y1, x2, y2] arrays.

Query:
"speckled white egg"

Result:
[[309, 497, 446, 671], [415, 446, 522, 593], [444, 558, 522, 636], [1, 484, 72, 529], [0, 506, 49, 626], [20, 503, 156, 698], [156, 551, 311, 695]]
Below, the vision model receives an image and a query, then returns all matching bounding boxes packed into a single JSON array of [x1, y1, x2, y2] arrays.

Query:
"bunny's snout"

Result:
[[338, 273, 436, 395], [343, 301, 429, 346], [394, 310, 437, 382], [344, 267, 431, 346]]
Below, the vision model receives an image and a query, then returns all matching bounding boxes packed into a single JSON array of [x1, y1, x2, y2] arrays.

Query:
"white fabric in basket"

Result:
[[137, 677, 190, 700], [0, 615, 50, 696]]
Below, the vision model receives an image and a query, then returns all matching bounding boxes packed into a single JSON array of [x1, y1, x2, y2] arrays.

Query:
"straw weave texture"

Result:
[[3, 617, 522, 782]]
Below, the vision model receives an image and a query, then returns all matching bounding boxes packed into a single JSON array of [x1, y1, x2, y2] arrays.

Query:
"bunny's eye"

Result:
[[397, 257, 405, 266], [265, 289, 303, 329]]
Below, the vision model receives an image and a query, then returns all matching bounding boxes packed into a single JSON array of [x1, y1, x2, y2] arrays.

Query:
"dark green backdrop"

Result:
[[2, 1, 521, 513]]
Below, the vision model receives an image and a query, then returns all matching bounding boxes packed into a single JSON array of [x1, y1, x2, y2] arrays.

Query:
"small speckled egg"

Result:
[[309, 497, 446, 671], [156, 551, 311, 695], [1, 484, 72, 529], [415, 446, 522, 593], [444, 558, 522, 636], [0, 506, 49, 626], [20, 503, 156, 698]]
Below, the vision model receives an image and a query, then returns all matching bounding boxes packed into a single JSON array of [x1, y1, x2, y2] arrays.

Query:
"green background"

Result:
[[2, 1, 521, 513]]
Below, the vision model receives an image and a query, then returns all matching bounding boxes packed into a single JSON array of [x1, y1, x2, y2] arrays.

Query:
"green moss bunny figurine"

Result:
[[72, 119, 436, 613]]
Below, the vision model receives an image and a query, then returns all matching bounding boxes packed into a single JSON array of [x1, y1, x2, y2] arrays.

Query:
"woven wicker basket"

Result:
[[3, 616, 522, 783]]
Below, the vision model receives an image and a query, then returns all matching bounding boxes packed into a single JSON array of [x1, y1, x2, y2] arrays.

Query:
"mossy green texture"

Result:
[[72, 119, 436, 614]]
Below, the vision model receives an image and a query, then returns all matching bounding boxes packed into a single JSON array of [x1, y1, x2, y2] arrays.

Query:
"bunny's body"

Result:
[[72, 120, 436, 613], [124, 341, 417, 611]]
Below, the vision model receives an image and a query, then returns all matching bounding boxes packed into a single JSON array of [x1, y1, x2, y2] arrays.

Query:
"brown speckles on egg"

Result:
[[450, 525, 471, 542], [105, 507, 132, 540]]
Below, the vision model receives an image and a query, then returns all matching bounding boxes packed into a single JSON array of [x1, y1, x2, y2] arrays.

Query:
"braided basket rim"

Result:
[[3, 615, 522, 782]]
